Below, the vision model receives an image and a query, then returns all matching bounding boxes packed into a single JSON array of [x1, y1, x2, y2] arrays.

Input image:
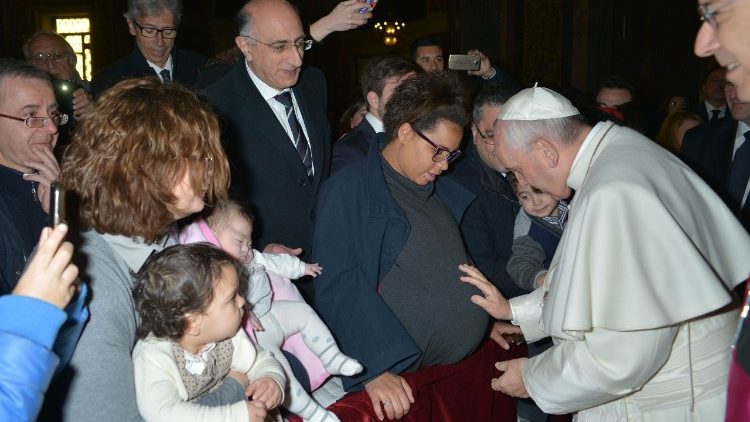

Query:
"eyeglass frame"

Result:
[[29, 50, 71, 66], [181, 154, 215, 190], [240, 34, 313, 54], [697, 1, 734, 30], [473, 122, 495, 145], [411, 126, 462, 163], [132, 20, 178, 39], [187, 154, 214, 175], [0, 112, 68, 128]]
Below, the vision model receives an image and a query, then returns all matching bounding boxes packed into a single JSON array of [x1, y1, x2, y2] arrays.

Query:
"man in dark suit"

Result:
[[332, 55, 416, 174], [204, 0, 331, 298], [448, 82, 551, 422], [447, 81, 526, 302], [682, 80, 750, 231], [90, 0, 206, 98], [692, 67, 729, 123]]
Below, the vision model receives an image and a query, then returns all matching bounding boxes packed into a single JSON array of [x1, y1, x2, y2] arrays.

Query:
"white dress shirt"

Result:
[[245, 61, 315, 175]]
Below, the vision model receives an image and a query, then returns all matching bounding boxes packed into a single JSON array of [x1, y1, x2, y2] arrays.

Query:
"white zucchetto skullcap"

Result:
[[496, 83, 580, 121]]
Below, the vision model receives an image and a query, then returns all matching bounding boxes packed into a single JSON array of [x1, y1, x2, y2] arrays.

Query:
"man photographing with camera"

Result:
[[23, 31, 91, 120], [23, 30, 92, 155]]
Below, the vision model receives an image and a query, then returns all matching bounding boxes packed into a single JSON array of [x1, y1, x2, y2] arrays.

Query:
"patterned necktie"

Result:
[[160, 69, 171, 83], [711, 109, 721, 121], [274, 91, 313, 175], [728, 132, 750, 206]]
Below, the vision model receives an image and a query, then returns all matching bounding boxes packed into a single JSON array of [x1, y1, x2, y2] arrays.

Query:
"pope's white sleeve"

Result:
[[508, 288, 547, 342], [523, 325, 678, 414]]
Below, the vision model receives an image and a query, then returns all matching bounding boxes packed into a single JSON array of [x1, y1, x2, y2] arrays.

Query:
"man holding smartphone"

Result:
[[410, 37, 503, 81], [0, 59, 63, 295]]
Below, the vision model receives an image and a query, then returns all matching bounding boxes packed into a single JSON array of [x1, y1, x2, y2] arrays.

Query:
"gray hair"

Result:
[[497, 114, 588, 151], [124, 0, 182, 26], [0, 59, 52, 104], [22, 30, 74, 61]]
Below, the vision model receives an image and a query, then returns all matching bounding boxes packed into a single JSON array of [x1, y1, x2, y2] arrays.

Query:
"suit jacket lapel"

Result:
[[293, 81, 325, 190], [233, 66, 311, 180], [720, 121, 739, 185], [129, 45, 159, 78]]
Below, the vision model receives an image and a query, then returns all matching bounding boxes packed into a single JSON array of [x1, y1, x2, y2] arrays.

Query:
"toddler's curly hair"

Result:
[[132, 243, 244, 340]]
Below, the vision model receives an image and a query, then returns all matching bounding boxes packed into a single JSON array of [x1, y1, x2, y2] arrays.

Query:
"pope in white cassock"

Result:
[[459, 85, 750, 421]]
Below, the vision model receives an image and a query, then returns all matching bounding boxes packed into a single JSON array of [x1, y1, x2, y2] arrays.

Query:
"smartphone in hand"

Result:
[[358, 0, 376, 14], [48, 183, 67, 227], [448, 54, 481, 71]]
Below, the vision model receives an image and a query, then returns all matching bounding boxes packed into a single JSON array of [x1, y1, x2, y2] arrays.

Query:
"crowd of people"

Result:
[[1, 0, 750, 421]]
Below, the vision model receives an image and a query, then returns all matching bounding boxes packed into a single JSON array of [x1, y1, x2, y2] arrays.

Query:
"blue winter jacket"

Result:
[[0, 295, 67, 421]]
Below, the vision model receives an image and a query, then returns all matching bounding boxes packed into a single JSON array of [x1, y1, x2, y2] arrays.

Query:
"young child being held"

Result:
[[132, 243, 285, 422], [506, 173, 569, 291], [179, 200, 362, 422], [505, 175, 568, 422]]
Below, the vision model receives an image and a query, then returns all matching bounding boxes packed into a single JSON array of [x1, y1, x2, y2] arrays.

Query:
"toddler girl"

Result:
[[132, 243, 285, 421]]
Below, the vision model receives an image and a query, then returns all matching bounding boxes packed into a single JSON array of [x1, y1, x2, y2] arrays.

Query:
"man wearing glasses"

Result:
[[447, 82, 525, 300], [0, 59, 66, 294], [23, 31, 92, 119], [205, 0, 332, 301], [694, 5, 750, 419], [23, 31, 93, 157], [90, 0, 206, 98]]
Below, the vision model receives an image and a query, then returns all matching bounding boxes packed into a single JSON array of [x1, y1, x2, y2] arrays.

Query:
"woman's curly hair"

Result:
[[61, 77, 229, 242], [382, 70, 469, 143], [132, 243, 244, 340]]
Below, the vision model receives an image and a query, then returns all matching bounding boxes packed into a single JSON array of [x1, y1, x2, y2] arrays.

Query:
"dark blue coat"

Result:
[[0, 166, 46, 294], [312, 137, 475, 391], [681, 118, 749, 230], [331, 118, 377, 174]]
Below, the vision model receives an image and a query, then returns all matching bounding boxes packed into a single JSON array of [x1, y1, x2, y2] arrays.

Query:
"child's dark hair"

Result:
[[132, 243, 244, 340]]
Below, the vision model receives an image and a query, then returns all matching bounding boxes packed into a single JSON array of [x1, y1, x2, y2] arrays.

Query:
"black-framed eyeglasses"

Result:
[[0, 112, 68, 128], [29, 51, 70, 66], [240, 34, 313, 54], [697, 1, 733, 30], [473, 123, 495, 145], [412, 127, 462, 163], [133, 21, 178, 39]]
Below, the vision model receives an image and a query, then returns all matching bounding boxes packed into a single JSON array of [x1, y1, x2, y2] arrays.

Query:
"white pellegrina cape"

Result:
[[510, 121, 750, 421]]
